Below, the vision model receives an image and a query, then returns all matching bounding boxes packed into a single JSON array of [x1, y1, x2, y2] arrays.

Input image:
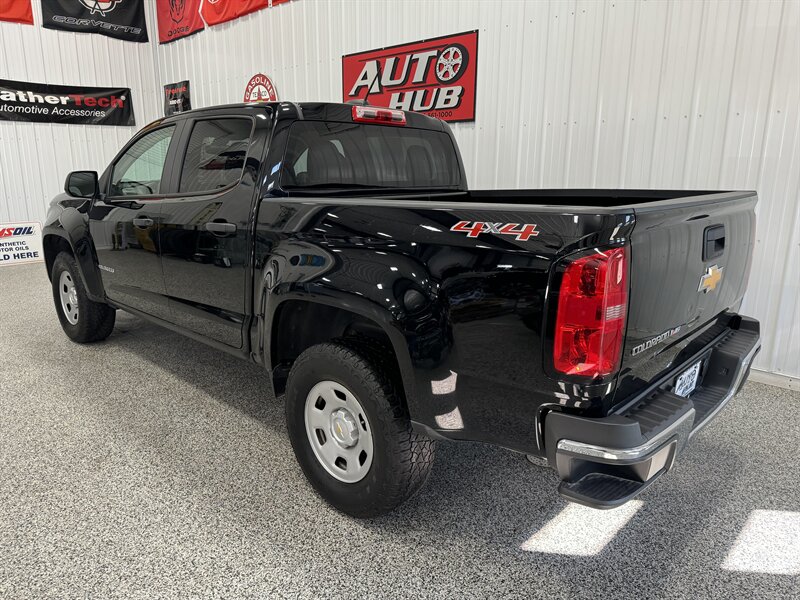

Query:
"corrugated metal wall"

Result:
[[1, 0, 797, 379], [0, 1, 162, 224]]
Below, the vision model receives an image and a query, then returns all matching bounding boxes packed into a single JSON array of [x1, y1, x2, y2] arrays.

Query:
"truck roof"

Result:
[[154, 101, 448, 132]]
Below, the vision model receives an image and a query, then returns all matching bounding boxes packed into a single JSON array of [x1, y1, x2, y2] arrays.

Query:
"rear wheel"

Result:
[[51, 252, 115, 343], [285, 342, 435, 518]]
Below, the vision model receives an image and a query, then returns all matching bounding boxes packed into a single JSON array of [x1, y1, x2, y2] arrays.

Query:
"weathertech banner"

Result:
[[156, 0, 203, 44], [0, 0, 34, 24], [342, 30, 478, 123], [41, 0, 149, 43], [164, 80, 190, 115], [201, 0, 267, 26], [0, 79, 135, 126]]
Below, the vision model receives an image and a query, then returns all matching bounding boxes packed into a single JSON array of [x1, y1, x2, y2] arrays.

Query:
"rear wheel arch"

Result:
[[267, 297, 415, 411]]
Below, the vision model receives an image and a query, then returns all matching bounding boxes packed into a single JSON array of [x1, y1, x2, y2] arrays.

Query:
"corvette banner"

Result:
[[342, 30, 478, 123], [41, 0, 149, 43], [201, 0, 267, 27], [156, 0, 204, 44], [0, 79, 135, 126], [0, 0, 33, 24]]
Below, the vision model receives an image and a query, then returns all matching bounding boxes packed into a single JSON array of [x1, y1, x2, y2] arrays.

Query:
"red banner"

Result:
[[157, 0, 204, 44], [0, 0, 33, 24], [342, 31, 478, 123], [201, 0, 267, 26]]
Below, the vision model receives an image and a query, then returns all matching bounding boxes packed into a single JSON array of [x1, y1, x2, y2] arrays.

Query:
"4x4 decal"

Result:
[[450, 221, 539, 241]]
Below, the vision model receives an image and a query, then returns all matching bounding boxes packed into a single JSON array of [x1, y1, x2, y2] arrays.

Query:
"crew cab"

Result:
[[43, 102, 761, 517]]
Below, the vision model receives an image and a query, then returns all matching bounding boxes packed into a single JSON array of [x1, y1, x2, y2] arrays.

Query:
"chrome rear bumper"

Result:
[[545, 316, 761, 509]]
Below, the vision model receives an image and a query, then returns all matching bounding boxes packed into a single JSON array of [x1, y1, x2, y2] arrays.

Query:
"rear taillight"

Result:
[[553, 246, 628, 379], [351, 105, 407, 126]]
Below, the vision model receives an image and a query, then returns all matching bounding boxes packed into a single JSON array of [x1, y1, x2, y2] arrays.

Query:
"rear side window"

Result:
[[281, 121, 461, 190], [179, 118, 253, 193]]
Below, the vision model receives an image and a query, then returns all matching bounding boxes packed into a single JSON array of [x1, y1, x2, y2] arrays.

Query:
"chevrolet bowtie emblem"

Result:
[[698, 264, 724, 293]]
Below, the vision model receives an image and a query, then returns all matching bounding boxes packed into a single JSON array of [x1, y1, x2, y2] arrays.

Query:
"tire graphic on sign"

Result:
[[435, 44, 469, 84]]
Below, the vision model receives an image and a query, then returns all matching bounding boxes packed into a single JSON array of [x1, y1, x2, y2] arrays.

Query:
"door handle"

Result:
[[205, 221, 237, 235], [133, 217, 154, 228]]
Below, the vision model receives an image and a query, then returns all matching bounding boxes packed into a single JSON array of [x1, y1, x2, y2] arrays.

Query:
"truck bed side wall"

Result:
[[253, 195, 634, 455]]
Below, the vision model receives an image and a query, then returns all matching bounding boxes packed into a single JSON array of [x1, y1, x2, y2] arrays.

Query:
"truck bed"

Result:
[[466, 189, 748, 208]]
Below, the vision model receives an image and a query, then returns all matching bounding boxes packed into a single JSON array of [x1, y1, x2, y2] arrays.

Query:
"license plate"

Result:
[[674, 361, 701, 397]]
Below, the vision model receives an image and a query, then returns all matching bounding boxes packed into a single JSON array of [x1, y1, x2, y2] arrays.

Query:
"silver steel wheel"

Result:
[[58, 270, 79, 325], [304, 380, 374, 483]]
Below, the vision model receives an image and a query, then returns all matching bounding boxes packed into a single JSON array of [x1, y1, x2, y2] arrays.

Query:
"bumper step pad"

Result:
[[558, 471, 662, 509], [548, 317, 761, 509]]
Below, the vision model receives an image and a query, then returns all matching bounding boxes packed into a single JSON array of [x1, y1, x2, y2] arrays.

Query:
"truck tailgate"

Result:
[[614, 192, 757, 402]]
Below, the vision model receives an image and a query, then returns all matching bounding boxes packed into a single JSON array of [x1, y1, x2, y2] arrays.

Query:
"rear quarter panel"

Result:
[[254, 196, 634, 454]]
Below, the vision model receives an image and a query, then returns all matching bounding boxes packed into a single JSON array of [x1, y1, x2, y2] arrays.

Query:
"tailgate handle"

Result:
[[703, 225, 725, 261]]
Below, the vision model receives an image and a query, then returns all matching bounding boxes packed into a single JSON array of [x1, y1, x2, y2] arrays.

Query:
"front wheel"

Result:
[[285, 342, 436, 518], [51, 252, 116, 343]]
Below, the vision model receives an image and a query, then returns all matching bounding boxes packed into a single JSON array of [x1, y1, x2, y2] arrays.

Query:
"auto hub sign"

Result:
[[342, 30, 478, 122]]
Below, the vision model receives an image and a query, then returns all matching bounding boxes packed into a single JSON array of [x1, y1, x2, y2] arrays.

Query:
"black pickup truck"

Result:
[[44, 102, 761, 517]]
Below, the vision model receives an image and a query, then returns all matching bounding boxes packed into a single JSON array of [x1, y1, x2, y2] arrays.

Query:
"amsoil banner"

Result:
[[164, 80, 190, 115], [0, 79, 135, 126], [41, 0, 149, 43], [201, 0, 267, 27], [156, 0, 204, 44], [0, 0, 34, 24], [342, 30, 478, 123], [0, 223, 44, 267]]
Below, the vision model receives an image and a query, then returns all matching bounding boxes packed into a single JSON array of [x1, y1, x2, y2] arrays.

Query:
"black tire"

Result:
[[51, 252, 116, 343], [285, 341, 436, 518]]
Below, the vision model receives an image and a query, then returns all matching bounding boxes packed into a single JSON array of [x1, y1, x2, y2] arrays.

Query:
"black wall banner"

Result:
[[41, 0, 149, 43], [0, 79, 135, 126], [164, 80, 191, 116]]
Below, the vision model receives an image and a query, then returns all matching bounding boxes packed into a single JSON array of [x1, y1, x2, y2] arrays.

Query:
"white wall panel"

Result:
[[0, 0, 162, 223], [0, 0, 797, 378]]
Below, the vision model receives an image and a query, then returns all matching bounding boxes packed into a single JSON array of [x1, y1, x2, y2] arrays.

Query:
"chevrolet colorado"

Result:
[[43, 102, 760, 517]]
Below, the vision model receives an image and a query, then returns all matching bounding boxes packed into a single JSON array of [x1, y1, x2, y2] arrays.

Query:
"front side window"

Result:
[[110, 126, 175, 196], [179, 118, 253, 194]]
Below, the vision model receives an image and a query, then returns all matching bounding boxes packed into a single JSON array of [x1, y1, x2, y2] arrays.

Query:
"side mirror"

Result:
[[65, 171, 99, 199]]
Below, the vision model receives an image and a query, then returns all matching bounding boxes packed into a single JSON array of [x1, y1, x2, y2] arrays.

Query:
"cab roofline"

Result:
[[149, 101, 447, 131]]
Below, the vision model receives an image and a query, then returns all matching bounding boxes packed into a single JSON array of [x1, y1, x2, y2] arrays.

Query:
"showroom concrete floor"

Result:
[[1, 263, 798, 599]]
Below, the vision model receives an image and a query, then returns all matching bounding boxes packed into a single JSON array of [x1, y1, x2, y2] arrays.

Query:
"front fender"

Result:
[[43, 195, 105, 302]]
